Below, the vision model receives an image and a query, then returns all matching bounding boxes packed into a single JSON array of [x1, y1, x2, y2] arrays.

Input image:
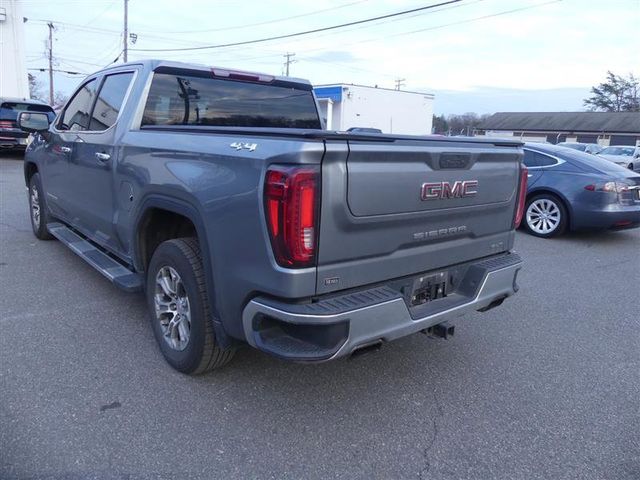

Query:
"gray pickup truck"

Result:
[[18, 60, 526, 374]]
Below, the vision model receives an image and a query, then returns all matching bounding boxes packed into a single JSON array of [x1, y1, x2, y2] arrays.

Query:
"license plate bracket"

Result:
[[408, 271, 449, 307]]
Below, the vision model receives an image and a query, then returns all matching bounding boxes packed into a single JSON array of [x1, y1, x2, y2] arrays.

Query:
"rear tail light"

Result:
[[264, 165, 319, 268], [514, 166, 528, 228], [584, 182, 629, 193], [0, 121, 14, 130]]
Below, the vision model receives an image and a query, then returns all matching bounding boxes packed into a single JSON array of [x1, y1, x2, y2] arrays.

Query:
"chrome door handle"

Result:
[[95, 152, 111, 162], [527, 174, 533, 178], [60, 146, 72, 154]]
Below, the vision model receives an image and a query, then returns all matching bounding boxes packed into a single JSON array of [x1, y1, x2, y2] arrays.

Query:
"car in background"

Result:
[[0, 98, 56, 152], [596, 145, 640, 172], [522, 143, 640, 238], [346, 127, 383, 133], [557, 142, 602, 155]]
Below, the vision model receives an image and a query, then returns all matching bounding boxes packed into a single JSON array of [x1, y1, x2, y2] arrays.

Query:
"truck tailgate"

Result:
[[316, 138, 523, 294]]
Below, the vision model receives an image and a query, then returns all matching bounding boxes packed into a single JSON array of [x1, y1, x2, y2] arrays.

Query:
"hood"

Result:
[[598, 154, 630, 164]]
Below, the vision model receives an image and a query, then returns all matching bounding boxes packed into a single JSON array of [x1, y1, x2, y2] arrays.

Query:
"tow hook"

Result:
[[421, 322, 455, 339]]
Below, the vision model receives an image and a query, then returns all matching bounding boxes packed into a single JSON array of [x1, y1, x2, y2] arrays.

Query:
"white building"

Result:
[[314, 84, 434, 135], [0, 0, 29, 99]]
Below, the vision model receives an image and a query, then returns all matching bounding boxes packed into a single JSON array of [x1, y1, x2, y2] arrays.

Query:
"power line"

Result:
[[29, 68, 86, 75], [136, 0, 369, 35], [308, 0, 564, 53], [130, 0, 463, 52]]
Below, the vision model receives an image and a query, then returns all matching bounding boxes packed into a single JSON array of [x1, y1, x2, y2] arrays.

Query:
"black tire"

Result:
[[146, 237, 234, 374], [28, 173, 53, 240], [523, 193, 568, 238]]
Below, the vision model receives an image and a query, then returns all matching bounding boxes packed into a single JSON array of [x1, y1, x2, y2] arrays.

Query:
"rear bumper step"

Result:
[[47, 223, 143, 292], [242, 253, 522, 362]]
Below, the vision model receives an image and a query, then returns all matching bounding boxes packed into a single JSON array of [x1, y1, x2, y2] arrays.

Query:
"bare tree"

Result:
[[28, 73, 45, 101]]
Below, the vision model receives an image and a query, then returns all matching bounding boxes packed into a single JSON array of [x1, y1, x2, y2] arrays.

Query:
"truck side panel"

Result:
[[117, 130, 329, 339]]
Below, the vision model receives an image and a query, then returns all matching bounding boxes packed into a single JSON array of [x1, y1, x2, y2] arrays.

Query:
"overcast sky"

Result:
[[20, 0, 640, 114]]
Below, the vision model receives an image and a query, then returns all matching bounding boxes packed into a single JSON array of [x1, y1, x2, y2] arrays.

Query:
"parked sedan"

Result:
[[557, 142, 602, 154], [596, 145, 640, 172], [522, 143, 640, 238]]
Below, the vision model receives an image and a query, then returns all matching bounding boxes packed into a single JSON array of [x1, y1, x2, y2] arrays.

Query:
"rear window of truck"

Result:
[[141, 71, 321, 129]]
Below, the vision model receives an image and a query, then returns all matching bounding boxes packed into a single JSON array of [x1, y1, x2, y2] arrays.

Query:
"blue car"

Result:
[[521, 143, 640, 238]]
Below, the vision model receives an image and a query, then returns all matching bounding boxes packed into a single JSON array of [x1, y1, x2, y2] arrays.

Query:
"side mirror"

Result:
[[17, 111, 51, 133]]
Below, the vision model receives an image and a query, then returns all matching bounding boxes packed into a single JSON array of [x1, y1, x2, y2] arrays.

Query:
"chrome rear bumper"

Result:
[[242, 253, 522, 361]]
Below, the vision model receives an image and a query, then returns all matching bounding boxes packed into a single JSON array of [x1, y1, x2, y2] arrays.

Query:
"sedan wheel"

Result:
[[524, 195, 567, 238]]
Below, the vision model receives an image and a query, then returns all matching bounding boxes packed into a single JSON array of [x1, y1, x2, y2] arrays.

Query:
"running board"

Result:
[[47, 222, 143, 292]]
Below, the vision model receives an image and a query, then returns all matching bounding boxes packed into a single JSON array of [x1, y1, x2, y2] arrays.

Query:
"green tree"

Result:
[[432, 114, 448, 134], [584, 71, 639, 112]]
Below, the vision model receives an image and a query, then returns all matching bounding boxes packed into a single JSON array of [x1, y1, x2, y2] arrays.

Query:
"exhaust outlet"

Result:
[[349, 340, 383, 359]]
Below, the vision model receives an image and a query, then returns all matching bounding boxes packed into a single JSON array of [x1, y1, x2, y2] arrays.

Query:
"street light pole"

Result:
[[123, 0, 129, 62], [47, 22, 54, 105]]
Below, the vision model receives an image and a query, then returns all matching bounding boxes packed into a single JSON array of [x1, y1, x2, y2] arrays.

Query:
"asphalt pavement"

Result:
[[1, 154, 639, 480]]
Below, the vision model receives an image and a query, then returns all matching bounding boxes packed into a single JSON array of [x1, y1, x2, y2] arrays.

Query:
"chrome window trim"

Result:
[[129, 70, 155, 131], [52, 69, 139, 136], [523, 148, 566, 170]]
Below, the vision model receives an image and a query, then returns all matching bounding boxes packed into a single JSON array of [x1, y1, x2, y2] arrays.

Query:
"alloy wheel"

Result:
[[526, 198, 561, 235], [30, 185, 41, 228], [154, 266, 191, 351]]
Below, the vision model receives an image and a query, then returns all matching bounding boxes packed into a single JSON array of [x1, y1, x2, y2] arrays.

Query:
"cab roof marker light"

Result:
[[211, 68, 274, 83]]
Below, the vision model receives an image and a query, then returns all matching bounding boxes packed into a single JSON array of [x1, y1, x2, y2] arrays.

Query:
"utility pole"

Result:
[[283, 52, 296, 77], [47, 22, 54, 105], [123, 0, 129, 62], [394, 78, 405, 91]]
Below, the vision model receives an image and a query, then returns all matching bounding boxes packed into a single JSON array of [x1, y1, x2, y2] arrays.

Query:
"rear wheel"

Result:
[[28, 173, 53, 240], [524, 194, 568, 238], [146, 237, 234, 374]]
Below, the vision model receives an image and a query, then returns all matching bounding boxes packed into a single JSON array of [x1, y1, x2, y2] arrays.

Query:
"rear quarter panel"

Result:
[[117, 130, 329, 340]]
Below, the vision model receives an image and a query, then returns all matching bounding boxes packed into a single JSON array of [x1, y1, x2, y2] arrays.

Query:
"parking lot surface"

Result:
[[1, 154, 639, 479]]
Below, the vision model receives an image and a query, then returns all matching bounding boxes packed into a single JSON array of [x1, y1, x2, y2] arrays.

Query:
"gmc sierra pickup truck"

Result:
[[18, 60, 526, 374]]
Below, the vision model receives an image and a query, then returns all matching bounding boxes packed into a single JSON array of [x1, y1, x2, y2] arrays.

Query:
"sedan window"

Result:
[[524, 150, 557, 167]]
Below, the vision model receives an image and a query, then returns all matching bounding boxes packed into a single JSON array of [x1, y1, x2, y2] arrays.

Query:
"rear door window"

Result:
[[141, 71, 321, 129], [524, 150, 557, 167], [59, 79, 98, 131], [90, 72, 134, 131]]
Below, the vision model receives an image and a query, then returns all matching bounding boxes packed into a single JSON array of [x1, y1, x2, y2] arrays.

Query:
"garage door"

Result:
[[577, 135, 598, 143], [609, 135, 637, 146], [547, 134, 566, 144]]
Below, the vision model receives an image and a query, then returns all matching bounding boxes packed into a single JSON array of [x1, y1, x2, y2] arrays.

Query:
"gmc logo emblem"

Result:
[[421, 180, 478, 200]]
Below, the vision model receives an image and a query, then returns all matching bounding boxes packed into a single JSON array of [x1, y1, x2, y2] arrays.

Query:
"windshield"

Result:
[[559, 143, 586, 151], [600, 146, 635, 156]]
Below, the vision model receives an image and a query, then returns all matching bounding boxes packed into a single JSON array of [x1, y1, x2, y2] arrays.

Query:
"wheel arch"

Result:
[[132, 195, 232, 347], [24, 161, 38, 187]]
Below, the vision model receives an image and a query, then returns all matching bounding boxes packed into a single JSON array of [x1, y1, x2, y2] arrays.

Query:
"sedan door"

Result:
[[523, 149, 546, 187]]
